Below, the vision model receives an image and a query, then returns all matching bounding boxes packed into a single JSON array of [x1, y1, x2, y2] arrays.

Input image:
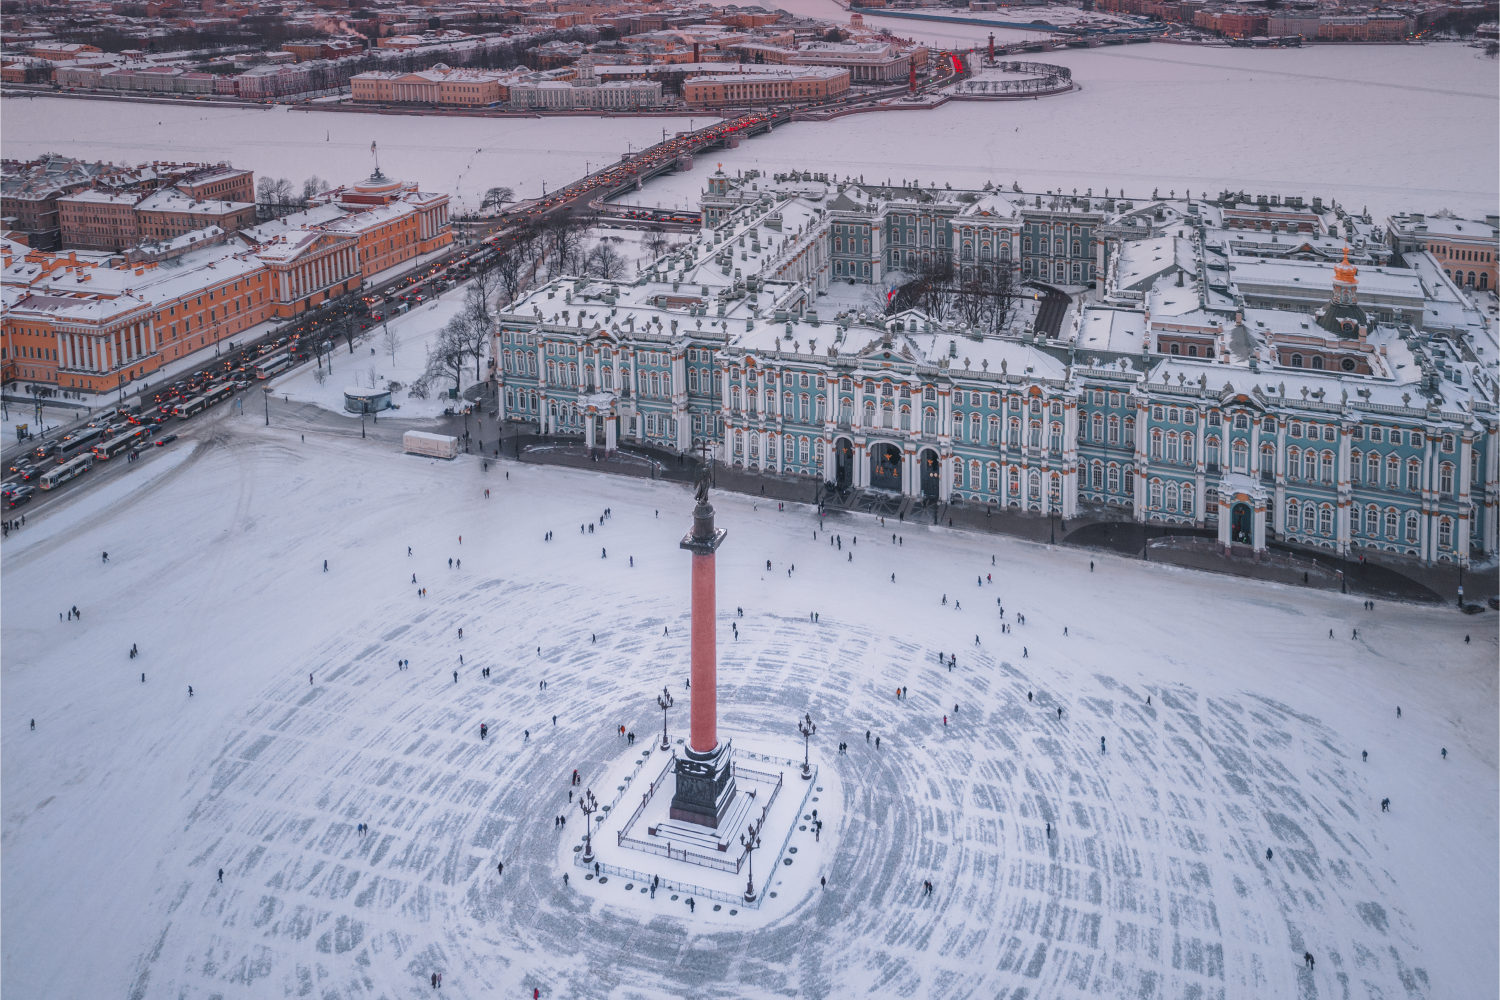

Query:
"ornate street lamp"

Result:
[[578, 788, 598, 863], [657, 686, 674, 750], [798, 712, 816, 780], [740, 822, 762, 903]]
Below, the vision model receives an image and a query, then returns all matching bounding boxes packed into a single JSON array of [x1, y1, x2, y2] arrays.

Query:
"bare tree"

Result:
[[480, 186, 514, 213], [586, 241, 625, 280], [301, 176, 328, 204], [458, 290, 492, 380], [643, 230, 669, 261], [382, 324, 401, 365], [545, 217, 585, 276], [425, 316, 471, 395], [492, 245, 525, 306]]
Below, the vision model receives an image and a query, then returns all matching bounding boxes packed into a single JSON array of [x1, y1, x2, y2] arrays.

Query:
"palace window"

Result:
[[988, 463, 1000, 493], [1405, 511, 1419, 544], [1107, 464, 1120, 493], [1406, 459, 1421, 492], [1439, 517, 1452, 549], [1107, 415, 1120, 445], [1232, 440, 1249, 473], [1182, 483, 1194, 514], [1440, 462, 1454, 496]]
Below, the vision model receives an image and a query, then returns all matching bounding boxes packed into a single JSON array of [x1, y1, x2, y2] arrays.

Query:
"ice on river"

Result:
[[1, 408, 1495, 999]]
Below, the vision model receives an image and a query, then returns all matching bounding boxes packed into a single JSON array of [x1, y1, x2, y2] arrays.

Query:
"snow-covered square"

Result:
[[2, 404, 1494, 999]]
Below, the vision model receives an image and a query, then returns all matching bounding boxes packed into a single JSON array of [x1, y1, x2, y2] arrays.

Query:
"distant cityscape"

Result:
[[1, 0, 1494, 108]]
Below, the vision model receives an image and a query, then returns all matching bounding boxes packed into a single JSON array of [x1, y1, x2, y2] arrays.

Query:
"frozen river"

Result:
[[2, 42, 1494, 221], [0, 402, 1495, 999]]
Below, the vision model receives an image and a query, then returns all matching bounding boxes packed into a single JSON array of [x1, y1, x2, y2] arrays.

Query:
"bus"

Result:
[[175, 396, 209, 419], [93, 427, 146, 460], [56, 425, 105, 462], [40, 453, 93, 489], [204, 383, 234, 407], [255, 352, 292, 379]]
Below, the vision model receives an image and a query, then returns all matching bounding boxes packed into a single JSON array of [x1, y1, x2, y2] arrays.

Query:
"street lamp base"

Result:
[[743, 889, 757, 903], [801, 764, 813, 780], [582, 849, 594, 865]]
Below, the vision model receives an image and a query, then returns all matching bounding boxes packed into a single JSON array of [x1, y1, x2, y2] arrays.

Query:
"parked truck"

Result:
[[403, 431, 459, 460]]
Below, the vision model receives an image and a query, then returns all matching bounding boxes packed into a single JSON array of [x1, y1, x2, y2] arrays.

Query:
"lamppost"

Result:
[[797, 712, 816, 780], [578, 788, 598, 863], [739, 822, 761, 902], [657, 686, 674, 750], [1049, 510, 1055, 545], [263, 387, 271, 426]]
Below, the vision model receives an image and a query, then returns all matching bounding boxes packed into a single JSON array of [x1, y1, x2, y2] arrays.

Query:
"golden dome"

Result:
[[1334, 245, 1358, 285]]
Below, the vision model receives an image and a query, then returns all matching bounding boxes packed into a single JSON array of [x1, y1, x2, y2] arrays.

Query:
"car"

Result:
[[6, 486, 33, 508], [155, 434, 178, 447]]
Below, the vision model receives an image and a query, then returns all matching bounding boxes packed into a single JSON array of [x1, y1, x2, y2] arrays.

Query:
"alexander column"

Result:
[[669, 467, 737, 828]]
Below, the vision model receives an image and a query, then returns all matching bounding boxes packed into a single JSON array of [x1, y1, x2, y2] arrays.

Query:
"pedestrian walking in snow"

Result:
[[188, 686, 193, 696], [1266, 848, 1273, 861], [453, 671, 458, 683], [103, 551, 109, 563], [1362, 750, 1367, 762], [141, 673, 145, 683], [1023, 647, 1028, 657], [1396, 706, 1401, 719], [875, 736, 881, 748], [1057, 708, 1062, 719], [1381, 798, 1390, 812], [1046, 822, 1051, 838], [1442, 748, 1447, 759], [1100, 736, 1106, 753], [30, 719, 34, 730], [1304, 952, 1314, 969], [324, 560, 328, 572]]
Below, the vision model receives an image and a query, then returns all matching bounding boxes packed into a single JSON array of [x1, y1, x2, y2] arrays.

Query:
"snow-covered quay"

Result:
[[2, 409, 1495, 999]]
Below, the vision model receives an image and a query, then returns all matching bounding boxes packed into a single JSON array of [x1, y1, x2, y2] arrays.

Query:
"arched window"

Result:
[[968, 460, 981, 489], [1165, 481, 1179, 512], [1183, 432, 1195, 462], [1319, 504, 1333, 535], [988, 415, 1000, 444], [1049, 473, 1061, 503], [1311, 356, 1325, 370], [1303, 503, 1317, 532], [731, 387, 741, 411], [1149, 479, 1163, 509], [1029, 421, 1042, 448], [1321, 451, 1334, 483], [1008, 466, 1020, 496], [1287, 499, 1300, 531], [923, 407, 937, 434], [987, 463, 999, 493], [1107, 464, 1120, 493], [1386, 455, 1400, 487], [1440, 462, 1454, 496], [1124, 417, 1135, 446], [1050, 422, 1063, 453], [1150, 429, 1164, 460], [1350, 450, 1362, 482], [1091, 413, 1104, 441], [1366, 451, 1380, 484], [1166, 431, 1180, 464], [1181, 483, 1194, 515], [1405, 511, 1419, 543], [1260, 443, 1274, 478], [961, 241, 973, 261], [1439, 517, 1453, 548], [1384, 508, 1398, 538], [1233, 413, 1249, 430], [1290, 354, 1304, 367], [1406, 459, 1421, 492], [952, 412, 964, 440], [1028, 470, 1041, 501], [1107, 415, 1120, 445], [1232, 439, 1248, 473], [1072, 240, 1081, 256], [901, 405, 911, 431], [970, 412, 981, 441], [1091, 461, 1103, 489], [865, 400, 877, 426], [1302, 450, 1317, 481]]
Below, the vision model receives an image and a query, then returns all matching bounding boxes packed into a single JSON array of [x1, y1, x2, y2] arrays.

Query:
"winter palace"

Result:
[[494, 170, 1498, 569]]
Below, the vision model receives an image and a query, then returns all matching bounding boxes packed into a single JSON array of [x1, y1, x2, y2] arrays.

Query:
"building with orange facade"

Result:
[[1386, 212, 1498, 292], [683, 67, 848, 106], [56, 190, 140, 251], [1, 236, 279, 392]]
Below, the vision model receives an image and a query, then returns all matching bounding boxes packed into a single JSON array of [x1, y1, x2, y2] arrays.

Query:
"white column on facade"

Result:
[[1423, 433, 1437, 565], [1194, 406, 1207, 524], [1274, 417, 1288, 536], [1133, 399, 1148, 520], [1457, 431, 1474, 566], [1062, 397, 1078, 518], [1336, 423, 1352, 557], [584, 411, 595, 450]]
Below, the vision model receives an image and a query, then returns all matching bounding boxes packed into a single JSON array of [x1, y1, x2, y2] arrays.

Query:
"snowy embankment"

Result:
[[1, 404, 1495, 1000]]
